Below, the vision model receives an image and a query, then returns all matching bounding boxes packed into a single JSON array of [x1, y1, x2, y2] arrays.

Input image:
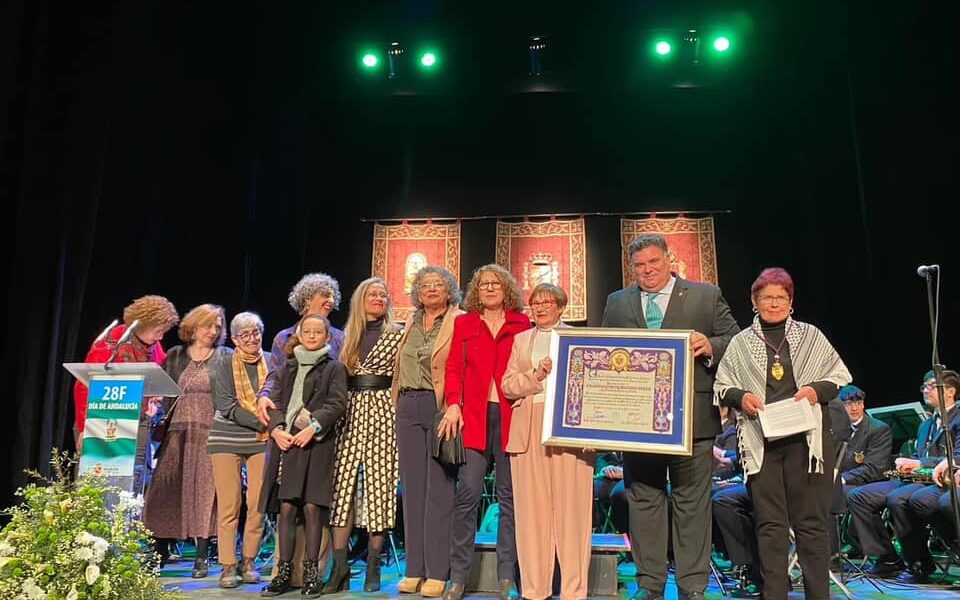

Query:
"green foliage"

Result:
[[0, 450, 183, 600]]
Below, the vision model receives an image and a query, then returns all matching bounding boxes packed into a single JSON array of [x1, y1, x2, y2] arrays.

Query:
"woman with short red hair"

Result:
[[715, 268, 852, 600]]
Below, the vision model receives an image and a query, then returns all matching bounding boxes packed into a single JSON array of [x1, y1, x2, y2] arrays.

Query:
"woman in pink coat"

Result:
[[502, 284, 595, 600]]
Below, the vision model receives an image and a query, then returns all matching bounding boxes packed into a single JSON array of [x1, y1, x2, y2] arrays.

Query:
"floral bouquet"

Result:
[[0, 450, 183, 600]]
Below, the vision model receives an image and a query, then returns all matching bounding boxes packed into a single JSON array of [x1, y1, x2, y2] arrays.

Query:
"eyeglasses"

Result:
[[235, 330, 261, 342], [419, 280, 446, 290], [478, 281, 503, 290], [921, 382, 937, 392], [757, 295, 790, 304], [366, 291, 389, 299], [300, 329, 327, 337], [530, 299, 557, 308]]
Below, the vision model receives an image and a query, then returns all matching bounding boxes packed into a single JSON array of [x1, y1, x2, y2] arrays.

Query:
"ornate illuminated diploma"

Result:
[[562, 346, 676, 434]]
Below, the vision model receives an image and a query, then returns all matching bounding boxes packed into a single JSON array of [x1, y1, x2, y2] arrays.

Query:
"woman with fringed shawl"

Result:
[[715, 268, 851, 600]]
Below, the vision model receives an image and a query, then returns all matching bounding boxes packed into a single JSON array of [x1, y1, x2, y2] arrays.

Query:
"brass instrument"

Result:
[[884, 467, 953, 487]]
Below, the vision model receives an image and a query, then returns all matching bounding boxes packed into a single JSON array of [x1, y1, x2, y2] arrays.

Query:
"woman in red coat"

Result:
[[438, 264, 531, 600]]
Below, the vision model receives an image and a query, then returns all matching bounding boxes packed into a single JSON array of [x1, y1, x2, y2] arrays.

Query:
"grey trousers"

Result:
[[397, 390, 456, 580], [449, 402, 517, 584], [624, 438, 713, 594]]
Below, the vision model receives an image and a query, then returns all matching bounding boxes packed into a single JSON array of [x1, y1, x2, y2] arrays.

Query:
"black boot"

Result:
[[322, 549, 350, 594], [302, 560, 322, 598], [261, 559, 293, 597], [364, 551, 381, 592]]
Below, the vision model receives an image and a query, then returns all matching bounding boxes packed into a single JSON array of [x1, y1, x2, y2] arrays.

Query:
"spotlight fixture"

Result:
[[654, 39, 672, 57], [420, 52, 437, 68], [360, 52, 380, 69], [528, 36, 547, 75], [713, 36, 731, 52]]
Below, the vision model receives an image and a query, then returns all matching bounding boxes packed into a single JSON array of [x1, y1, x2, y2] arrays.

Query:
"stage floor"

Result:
[[160, 558, 960, 599]]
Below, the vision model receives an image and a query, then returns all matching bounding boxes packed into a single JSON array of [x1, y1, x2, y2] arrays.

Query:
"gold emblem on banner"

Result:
[[854, 451, 865, 464], [105, 419, 118, 442], [522, 252, 560, 291]]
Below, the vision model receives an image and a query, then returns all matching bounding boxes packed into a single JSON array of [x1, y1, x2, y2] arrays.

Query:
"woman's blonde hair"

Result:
[[462, 264, 523, 313], [339, 278, 396, 373], [178, 303, 227, 345], [123, 295, 179, 329], [529, 283, 568, 309]]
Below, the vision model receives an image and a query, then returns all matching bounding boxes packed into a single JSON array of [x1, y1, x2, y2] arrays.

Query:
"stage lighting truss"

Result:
[[648, 28, 736, 65], [357, 41, 441, 79]]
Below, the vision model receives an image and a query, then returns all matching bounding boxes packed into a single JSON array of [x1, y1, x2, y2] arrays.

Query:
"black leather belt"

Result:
[[399, 387, 434, 394], [348, 374, 393, 391]]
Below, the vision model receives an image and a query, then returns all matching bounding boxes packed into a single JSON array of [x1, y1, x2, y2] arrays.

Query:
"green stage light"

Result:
[[655, 40, 672, 56], [420, 52, 437, 68], [361, 53, 379, 68], [713, 36, 731, 52]]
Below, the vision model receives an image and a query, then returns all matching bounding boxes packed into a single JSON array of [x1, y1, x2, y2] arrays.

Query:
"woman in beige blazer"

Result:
[[501, 284, 595, 600], [390, 266, 465, 598]]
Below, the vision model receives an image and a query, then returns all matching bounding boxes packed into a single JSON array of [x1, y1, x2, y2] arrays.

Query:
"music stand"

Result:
[[865, 402, 927, 457]]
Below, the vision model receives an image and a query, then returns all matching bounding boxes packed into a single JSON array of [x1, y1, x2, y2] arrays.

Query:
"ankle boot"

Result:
[[261, 559, 293, 597], [364, 551, 381, 592], [322, 549, 350, 594], [302, 560, 322, 598]]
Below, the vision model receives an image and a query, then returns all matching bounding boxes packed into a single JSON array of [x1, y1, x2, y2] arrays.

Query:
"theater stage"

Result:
[[161, 557, 959, 599]]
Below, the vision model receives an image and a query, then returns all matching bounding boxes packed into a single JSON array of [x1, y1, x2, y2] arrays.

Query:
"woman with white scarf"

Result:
[[714, 268, 851, 600]]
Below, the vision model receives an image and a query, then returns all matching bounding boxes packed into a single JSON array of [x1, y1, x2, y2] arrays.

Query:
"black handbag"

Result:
[[432, 411, 466, 466], [432, 339, 468, 466]]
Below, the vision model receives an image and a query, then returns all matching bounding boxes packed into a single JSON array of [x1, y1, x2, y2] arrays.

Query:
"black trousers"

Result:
[[847, 479, 901, 558], [397, 390, 456, 580], [449, 403, 517, 584], [712, 484, 762, 582], [624, 438, 713, 594], [747, 433, 833, 600]]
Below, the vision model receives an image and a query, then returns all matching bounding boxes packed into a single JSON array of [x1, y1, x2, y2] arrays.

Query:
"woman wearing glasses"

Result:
[[325, 277, 404, 593], [207, 312, 271, 588], [715, 268, 851, 600], [391, 266, 464, 597], [502, 283, 595, 600], [438, 264, 531, 600]]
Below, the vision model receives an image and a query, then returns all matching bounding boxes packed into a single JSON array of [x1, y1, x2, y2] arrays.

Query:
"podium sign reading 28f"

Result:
[[78, 376, 145, 479]]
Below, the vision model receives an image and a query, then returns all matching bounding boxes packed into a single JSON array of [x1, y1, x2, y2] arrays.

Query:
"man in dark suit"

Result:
[[827, 385, 893, 561], [601, 234, 740, 600], [847, 369, 960, 581], [835, 385, 893, 489]]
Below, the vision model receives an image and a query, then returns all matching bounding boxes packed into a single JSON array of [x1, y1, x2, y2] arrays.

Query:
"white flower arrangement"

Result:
[[0, 451, 184, 600]]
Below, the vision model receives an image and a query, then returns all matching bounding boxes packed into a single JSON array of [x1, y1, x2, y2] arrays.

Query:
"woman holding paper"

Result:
[[502, 283, 595, 600], [715, 268, 851, 600]]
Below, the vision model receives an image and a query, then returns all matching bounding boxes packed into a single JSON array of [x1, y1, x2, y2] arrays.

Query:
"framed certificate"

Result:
[[541, 327, 695, 455]]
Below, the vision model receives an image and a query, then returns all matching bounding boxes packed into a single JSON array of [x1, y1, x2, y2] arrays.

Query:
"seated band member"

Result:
[[835, 385, 893, 489], [594, 451, 628, 533], [931, 456, 960, 550], [847, 369, 960, 581]]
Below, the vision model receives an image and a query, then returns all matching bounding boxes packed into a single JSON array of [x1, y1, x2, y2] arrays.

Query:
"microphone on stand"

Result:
[[104, 320, 140, 369], [917, 264, 940, 277], [93, 319, 119, 345]]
